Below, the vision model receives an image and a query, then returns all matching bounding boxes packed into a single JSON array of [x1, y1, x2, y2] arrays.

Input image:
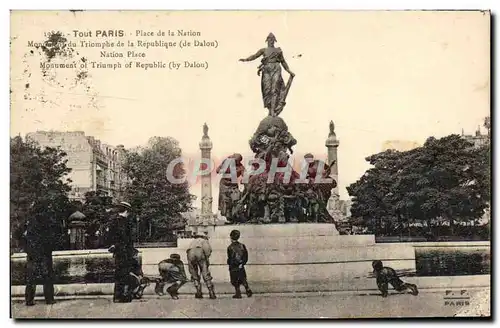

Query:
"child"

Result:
[[108, 245, 148, 300], [155, 253, 188, 299], [129, 248, 149, 299], [372, 260, 418, 298], [227, 230, 253, 298], [187, 233, 216, 299]]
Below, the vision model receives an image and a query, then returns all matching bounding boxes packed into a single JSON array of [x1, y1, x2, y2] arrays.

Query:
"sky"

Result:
[[10, 11, 490, 208]]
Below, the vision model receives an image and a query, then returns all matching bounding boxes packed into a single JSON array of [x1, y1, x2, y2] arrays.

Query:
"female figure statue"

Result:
[[240, 33, 295, 117]]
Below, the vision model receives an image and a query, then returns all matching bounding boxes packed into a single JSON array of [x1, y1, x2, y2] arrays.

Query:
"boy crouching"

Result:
[[155, 253, 188, 299]]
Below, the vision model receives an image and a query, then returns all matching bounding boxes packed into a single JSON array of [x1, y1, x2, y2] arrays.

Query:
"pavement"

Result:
[[10, 275, 491, 297], [10, 288, 490, 319]]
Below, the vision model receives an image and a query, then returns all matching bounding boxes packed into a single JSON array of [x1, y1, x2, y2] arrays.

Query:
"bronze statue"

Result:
[[225, 35, 340, 226], [249, 116, 297, 164], [216, 154, 245, 223], [329, 120, 336, 137], [240, 33, 295, 117], [203, 123, 209, 137], [238, 172, 268, 223]]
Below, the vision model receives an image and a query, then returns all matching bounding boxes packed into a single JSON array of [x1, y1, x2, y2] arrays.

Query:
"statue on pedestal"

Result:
[[217, 154, 245, 224], [302, 155, 337, 223], [203, 123, 209, 138], [240, 33, 295, 117], [329, 120, 336, 137], [223, 34, 339, 226]]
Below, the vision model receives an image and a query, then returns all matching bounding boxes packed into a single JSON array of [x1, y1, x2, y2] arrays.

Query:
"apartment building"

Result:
[[26, 131, 127, 201]]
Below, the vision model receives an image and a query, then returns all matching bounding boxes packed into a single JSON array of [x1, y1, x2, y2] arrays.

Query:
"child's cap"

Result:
[[372, 260, 383, 270], [195, 232, 208, 239], [170, 253, 181, 260], [230, 229, 240, 240]]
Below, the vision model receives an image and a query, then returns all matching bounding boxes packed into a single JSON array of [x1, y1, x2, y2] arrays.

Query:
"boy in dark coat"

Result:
[[155, 253, 188, 299], [227, 230, 253, 298], [372, 260, 418, 297]]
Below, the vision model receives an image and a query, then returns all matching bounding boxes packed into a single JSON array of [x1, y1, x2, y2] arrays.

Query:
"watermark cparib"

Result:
[[166, 156, 335, 185]]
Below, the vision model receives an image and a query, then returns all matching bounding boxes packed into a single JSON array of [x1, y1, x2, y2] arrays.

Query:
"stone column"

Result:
[[199, 123, 214, 228], [325, 120, 340, 214]]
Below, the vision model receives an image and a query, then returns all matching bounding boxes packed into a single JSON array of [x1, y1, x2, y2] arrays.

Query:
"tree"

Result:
[[347, 134, 490, 238], [122, 137, 195, 241], [81, 190, 113, 232], [409, 136, 488, 234], [478, 115, 491, 200], [484, 116, 491, 137], [347, 150, 399, 234], [10, 136, 72, 250]]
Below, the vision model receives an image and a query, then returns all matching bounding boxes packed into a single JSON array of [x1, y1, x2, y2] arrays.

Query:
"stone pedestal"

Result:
[[140, 223, 415, 286]]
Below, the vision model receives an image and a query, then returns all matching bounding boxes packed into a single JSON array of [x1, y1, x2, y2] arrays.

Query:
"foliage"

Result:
[[81, 190, 113, 234], [10, 136, 72, 250], [122, 137, 194, 236], [347, 134, 490, 237], [484, 116, 491, 136]]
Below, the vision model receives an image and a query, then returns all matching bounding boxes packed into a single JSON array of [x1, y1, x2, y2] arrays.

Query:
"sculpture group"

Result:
[[217, 33, 337, 225]]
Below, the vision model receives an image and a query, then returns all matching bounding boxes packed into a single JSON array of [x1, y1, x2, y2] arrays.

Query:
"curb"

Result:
[[11, 285, 490, 299]]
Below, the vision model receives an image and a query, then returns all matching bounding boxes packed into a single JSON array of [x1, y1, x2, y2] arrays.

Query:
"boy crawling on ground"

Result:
[[155, 253, 188, 299], [372, 260, 418, 298]]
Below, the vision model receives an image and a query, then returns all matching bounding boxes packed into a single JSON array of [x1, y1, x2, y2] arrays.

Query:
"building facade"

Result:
[[461, 126, 489, 149], [381, 140, 422, 152], [26, 131, 127, 201]]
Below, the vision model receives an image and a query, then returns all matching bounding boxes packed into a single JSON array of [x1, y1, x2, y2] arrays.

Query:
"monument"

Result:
[[197, 123, 215, 233], [215, 32, 337, 225], [172, 33, 390, 290], [216, 153, 244, 224], [325, 121, 342, 219]]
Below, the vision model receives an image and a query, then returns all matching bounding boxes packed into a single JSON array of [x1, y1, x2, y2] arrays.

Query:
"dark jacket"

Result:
[[25, 216, 58, 258], [109, 213, 135, 256], [374, 267, 401, 284], [227, 241, 248, 270]]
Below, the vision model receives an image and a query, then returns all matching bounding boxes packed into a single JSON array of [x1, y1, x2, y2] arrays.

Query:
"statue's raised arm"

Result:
[[239, 48, 264, 62]]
